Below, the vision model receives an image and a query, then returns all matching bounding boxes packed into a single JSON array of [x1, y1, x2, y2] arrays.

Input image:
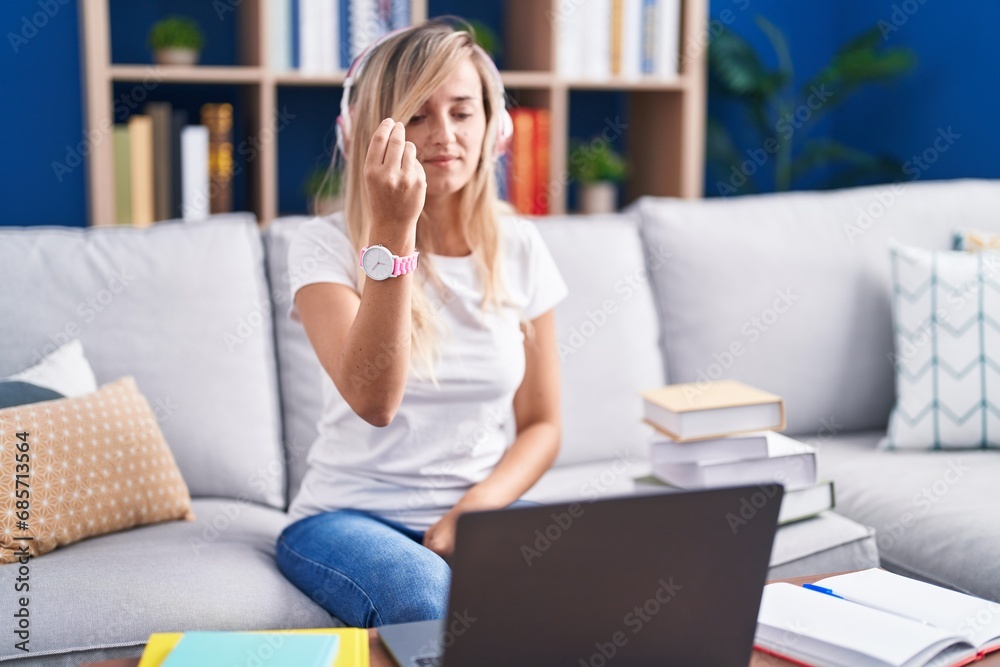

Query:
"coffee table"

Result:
[[79, 572, 1000, 667]]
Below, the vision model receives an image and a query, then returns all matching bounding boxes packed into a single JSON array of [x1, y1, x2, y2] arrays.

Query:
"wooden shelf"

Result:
[[109, 65, 264, 84], [78, 0, 707, 226], [563, 76, 689, 91], [274, 71, 348, 86]]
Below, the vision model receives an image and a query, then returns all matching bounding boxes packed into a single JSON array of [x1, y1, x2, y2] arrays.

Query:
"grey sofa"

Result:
[[9, 179, 993, 664]]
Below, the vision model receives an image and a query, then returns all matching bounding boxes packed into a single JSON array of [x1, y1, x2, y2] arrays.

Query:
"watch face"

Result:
[[362, 246, 393, 280]]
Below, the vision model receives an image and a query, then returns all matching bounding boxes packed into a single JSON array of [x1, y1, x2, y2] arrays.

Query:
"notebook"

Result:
[[160, 631, 338, 667], [639, 379, 786, 442], [756, 569, 1000, 666], [139, 628, 369, 667]]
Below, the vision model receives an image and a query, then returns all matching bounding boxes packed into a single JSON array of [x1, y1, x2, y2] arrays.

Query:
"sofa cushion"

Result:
[[631, 179, 1000, 437], [0, 499, 336, 664], [537, 214, 665, 465], [819, 429, 1000, 601], [884, 241, 1000, 449], [262, 216, 328, 509], [4, 338, 97, 398], [0, 216, 286, 508], [0, 376, 196, 565]]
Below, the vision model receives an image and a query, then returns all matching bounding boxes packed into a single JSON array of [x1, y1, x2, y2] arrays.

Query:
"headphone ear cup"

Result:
[[336, 114, 349, 157], [495, 108, 513, 158]]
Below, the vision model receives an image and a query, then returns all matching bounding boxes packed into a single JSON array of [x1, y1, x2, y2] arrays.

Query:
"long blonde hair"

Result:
[[328, 20, 520, 385]]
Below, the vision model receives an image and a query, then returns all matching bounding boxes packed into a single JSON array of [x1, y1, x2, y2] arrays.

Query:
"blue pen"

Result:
[[802, 583, 846, 599]]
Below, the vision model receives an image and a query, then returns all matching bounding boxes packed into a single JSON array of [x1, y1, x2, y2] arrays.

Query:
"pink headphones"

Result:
[[335, 25, 514, 160]]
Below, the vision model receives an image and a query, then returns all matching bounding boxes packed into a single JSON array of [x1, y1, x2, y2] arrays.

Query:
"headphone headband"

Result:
[[335, 26, 513, 160]]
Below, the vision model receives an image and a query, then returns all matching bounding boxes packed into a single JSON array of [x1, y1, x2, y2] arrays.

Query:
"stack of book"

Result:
[[113, 102, 233, 226], [503, 107, 550, 215], [556, 0, 682, 81], [634, 379, 835, 526], [267, 0, 410, 73], [138, 628, 369, 666]]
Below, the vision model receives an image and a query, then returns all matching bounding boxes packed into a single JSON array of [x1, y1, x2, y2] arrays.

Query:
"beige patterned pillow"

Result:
[[0, 376, 195, 564]]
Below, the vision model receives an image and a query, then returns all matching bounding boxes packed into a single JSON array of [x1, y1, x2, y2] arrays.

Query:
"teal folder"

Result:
[[160, 631, 340, 667]]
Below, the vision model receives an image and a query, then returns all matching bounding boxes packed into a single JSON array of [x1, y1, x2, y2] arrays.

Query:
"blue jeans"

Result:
[[275, 500, 538, 627]]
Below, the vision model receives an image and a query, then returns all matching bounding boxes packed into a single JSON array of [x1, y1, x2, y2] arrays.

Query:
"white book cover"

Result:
[[621, 0, 643, 80], [318, 0, 339, 73], [655, 0, 681, 79], [350, 0, 379, 62], [583, 0, 612, 80], [268, 0, 292, 71], [652, 433, 817, 490], [180, 125, 210, 222], [555, 4, 581, 79], [298, 0, 323, 73], [650, 430, 772, 464]]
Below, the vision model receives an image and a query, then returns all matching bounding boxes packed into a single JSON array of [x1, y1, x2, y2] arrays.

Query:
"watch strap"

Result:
[[359, 245, 420, 277]]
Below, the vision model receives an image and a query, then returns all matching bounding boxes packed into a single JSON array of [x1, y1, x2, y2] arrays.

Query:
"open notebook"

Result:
[[756, 569, 1000, 667]]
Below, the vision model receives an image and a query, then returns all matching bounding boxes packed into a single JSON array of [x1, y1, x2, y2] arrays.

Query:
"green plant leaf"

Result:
[[804, 26, 916, 102], [709, 25, 787, 99], [148, 16, 204, 51], [705, 118, 757, 194], [568, 139, 627, 184], [790, 138, 904, 184]]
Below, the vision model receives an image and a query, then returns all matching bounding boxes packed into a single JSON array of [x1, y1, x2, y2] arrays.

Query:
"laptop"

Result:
[[380, 484, 783, 667]]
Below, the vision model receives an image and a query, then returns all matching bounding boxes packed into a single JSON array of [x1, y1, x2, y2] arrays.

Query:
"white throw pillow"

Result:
[[883, 240, 1000, 449], [6, 339, 98, 397]]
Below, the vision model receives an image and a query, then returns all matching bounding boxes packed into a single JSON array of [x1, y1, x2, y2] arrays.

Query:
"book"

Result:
[[269, 0, 293, 72], [655, 0, 681, 78], [756, 569, 1000, 666], [144, 102, 173, 222], [180, 125, 210, 221], [159, 631, 339, 667], [634, 475, 835, 525], [200, 103, 234, 214], [169, 108, 188, 219], [649, 430, 775, 464], [621, 0, 644, 80], [532, 108, 550, 215], [508, 108, 536, 215], [139, 628, 370, 667], [650, 431, 817, 490], [112, 124, 131, 225], [127, 114, 155, 227], [639, 379, 786, 442]]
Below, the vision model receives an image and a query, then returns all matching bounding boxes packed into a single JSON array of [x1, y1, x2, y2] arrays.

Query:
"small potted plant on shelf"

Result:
[[148, 16, 205, 66], [305, 167, 343, 216], [568, 139, 627, 214]]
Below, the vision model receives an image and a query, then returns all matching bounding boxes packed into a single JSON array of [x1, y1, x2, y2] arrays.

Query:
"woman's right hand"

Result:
[[363, 118, 427, 229]]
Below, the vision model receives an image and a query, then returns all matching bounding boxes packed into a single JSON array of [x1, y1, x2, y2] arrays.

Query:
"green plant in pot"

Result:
[[148, 16, 205, 66], [568, 139, 627, 214], [304, 166, 343, 216]]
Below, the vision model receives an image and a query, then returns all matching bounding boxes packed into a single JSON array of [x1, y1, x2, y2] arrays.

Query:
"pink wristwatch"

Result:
[[359, 244, 420, 281]]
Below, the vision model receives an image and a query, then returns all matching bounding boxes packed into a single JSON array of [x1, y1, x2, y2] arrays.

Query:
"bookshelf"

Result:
[[78, 0, 707, 227]]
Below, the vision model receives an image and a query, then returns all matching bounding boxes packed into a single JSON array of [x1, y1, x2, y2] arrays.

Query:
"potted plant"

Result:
[[148, 16, 205, 66], [568, 139, 627, 214], [304, 167, 343, 216]]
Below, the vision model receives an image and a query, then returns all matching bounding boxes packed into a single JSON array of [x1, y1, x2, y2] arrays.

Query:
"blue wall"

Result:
[[1, 0, 997, 226]]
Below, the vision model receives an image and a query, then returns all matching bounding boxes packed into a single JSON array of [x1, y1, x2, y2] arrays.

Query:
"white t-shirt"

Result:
[[285, 212, 569, 530]]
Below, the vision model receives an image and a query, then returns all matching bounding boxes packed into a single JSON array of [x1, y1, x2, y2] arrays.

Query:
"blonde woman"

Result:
[[275, 20, 569, 627]]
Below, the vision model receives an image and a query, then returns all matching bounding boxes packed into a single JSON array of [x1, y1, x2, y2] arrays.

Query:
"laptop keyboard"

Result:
[[413, 658, 442, 667]]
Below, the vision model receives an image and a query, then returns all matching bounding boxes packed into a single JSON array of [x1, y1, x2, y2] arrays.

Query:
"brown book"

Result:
[[508, 108, 536, 215], [127, 114, 154, 227], [639, 379, 786, 442], [144, 101, 173, 222], [112, 124, 131, 226], [532, 108, 550, 215], [200, 103, 234, 214]]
